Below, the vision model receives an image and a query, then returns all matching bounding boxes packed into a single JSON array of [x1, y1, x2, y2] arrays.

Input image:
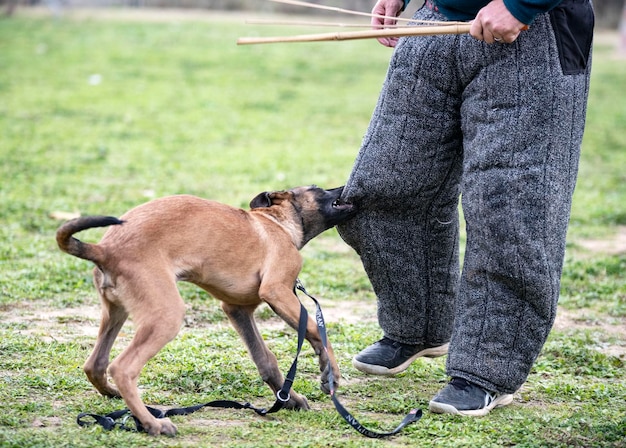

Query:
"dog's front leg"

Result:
[[259, 283, 341, 395], [221, 302, 310, 410]]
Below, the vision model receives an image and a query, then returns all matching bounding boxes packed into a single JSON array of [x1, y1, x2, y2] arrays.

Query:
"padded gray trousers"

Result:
[[338, 1, 593, 393]]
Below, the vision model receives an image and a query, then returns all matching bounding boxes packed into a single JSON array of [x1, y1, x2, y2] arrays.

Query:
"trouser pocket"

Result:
[[549, 0, 595, 75]]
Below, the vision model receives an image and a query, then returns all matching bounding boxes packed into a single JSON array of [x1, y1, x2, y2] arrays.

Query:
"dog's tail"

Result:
[[56, 216, 123, 264]]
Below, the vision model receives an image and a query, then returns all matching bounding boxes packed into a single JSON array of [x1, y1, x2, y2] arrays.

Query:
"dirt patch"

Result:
[[4, 302, 124, 343], [574, 226, 626, 257], [553, 307, 626, 359], [6, 232, 624, 357], [6, 292, 624, 359], [5, 227, 625, 354]]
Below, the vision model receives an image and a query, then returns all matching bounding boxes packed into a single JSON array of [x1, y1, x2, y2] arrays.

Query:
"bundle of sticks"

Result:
[[237, 0, 471, 45]]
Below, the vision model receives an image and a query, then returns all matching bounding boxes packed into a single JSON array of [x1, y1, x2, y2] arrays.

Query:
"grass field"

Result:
[[1, 8, 625, 447]]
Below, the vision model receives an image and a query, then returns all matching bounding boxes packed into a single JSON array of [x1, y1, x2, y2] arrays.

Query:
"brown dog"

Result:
[[56, 185, 355, 436]]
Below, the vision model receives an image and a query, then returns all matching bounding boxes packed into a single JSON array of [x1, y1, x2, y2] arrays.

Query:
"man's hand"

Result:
[[470, 0, 529, 44], [371, 0, 405, 47]]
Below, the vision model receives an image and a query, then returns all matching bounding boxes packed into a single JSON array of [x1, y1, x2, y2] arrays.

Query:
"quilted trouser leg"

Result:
[[447, 11, 592, 393], [338, 27, 464, 346]]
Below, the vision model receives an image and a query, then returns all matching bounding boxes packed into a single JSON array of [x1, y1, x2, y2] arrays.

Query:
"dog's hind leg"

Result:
[[106, 280, 186, 436], [84, 295, 128, 398], [260, 282, 341, 395], [221, 302, 310, 410]]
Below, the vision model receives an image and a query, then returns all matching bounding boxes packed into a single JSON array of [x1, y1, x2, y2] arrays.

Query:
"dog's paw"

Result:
[[98, 384, 122, 399], [320, 367, 340, 394], [320, 379, 340, 395], [287, 392, 310, 411], [145, 417, 177, 436]]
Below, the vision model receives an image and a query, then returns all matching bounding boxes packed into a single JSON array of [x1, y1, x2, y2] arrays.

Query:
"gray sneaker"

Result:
[[429, 378, 514, 417], [352, 337, 449, 375]]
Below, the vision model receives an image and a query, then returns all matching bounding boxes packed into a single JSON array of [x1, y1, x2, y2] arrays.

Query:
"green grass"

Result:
[[1, 10, 625, 447]]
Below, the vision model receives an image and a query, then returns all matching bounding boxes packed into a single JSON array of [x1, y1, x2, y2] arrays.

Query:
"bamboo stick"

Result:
[[245, 19, 401, 28], [237, 23, 472, 45], [267, 0, 466, 25], [268, 0, 416, 23]]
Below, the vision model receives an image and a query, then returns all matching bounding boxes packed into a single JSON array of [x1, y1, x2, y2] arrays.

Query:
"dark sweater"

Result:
[[405, 0, 563, 24]]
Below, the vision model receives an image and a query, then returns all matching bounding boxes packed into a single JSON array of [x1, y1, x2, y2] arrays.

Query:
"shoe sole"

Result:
[[428, 393, 514, 417], [352, 343, 449, 375]]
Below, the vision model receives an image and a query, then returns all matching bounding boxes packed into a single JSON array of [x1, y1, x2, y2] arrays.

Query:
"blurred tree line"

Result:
[[2, 0, 625, 28]]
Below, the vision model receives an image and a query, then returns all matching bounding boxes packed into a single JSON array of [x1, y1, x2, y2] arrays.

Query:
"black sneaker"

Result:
[[429, 378, 514, 416], [352, 337, 449, 375]]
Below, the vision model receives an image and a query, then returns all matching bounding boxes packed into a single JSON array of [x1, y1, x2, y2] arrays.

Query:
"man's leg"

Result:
[[431, 1, 593, 414], [338, 20, 464, 373]]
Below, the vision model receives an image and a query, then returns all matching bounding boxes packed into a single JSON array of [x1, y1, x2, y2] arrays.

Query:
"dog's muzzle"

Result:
[[331, 198, 354, 212]]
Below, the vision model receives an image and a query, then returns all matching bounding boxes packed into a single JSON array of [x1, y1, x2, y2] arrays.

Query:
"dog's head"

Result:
[[250, 185, 355, 247]]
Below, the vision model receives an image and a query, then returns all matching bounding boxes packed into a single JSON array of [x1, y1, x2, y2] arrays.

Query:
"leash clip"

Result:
[[295, 278, 306, 294], [120, 414, 132, 426], [102, 416, 116, 430], [276, 390, 291, 403]]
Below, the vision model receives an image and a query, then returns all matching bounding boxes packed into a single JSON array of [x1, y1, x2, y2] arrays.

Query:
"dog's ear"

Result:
[[250, 190, 292, 209], [249, 192, 272, 209]]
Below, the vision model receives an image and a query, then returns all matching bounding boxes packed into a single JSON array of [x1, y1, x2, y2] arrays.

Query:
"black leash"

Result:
[[77, 301, 309, 432], [294, 279, 422, 438], [77, 400, 269, 432], [77, 280, 421, 438]]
